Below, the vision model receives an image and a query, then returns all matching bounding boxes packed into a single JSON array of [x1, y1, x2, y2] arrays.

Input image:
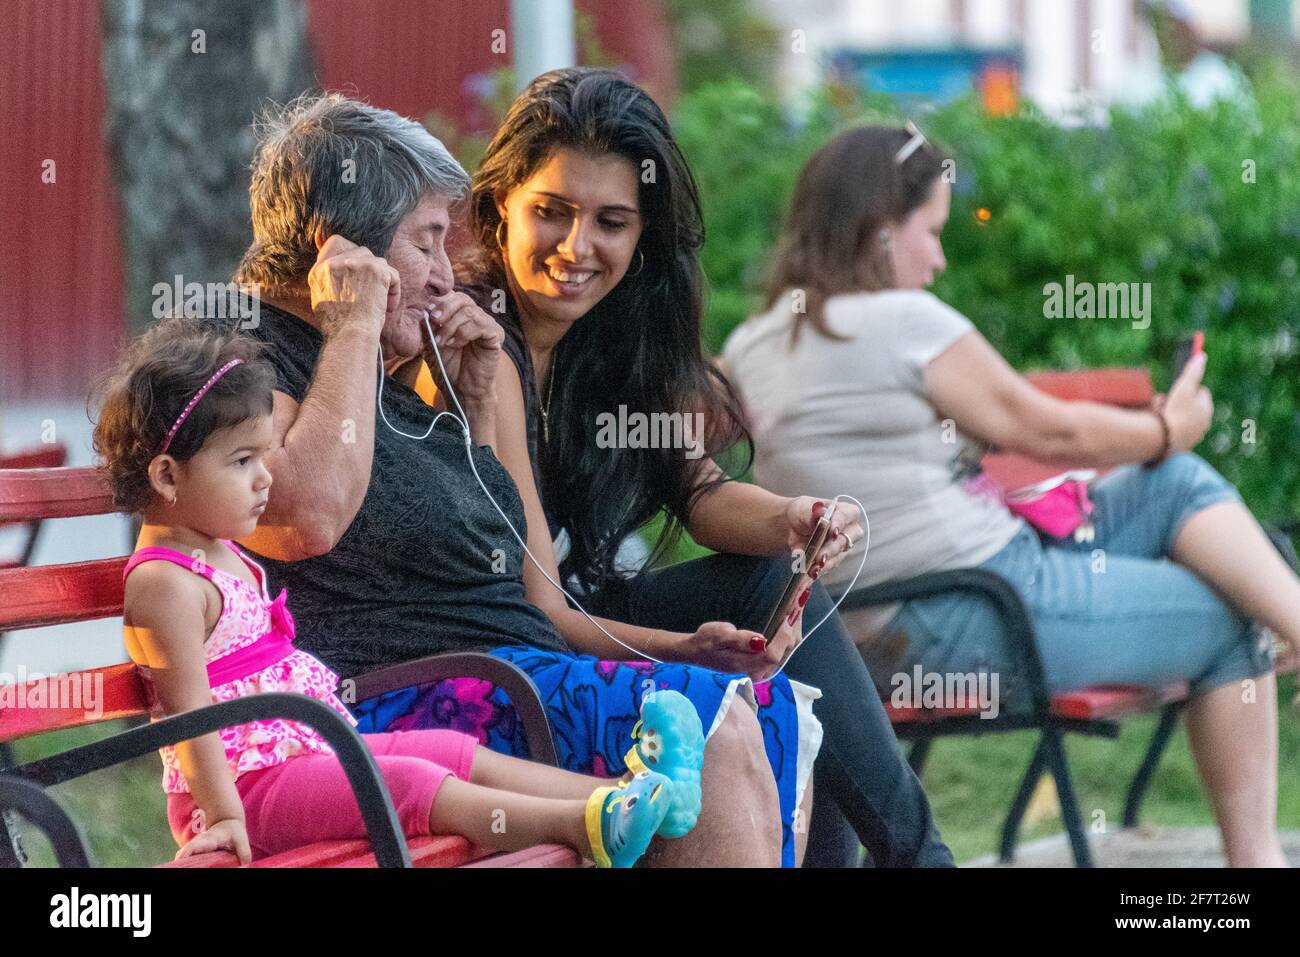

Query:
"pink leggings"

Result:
[[167, 729, 479, 859]]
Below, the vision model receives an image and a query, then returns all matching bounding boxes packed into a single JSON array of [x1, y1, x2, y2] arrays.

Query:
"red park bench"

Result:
[[0, 460, 583, 869], [844, 367, 1295, 867]]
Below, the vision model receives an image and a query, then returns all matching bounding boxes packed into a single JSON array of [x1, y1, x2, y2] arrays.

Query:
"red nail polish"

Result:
[[811, 501, 826, 518], [786, 606, 800, 627], [831, 528, 840, 540], [810, 565, 821, 580], [798, 589, 811, 607], [750, 636, 765, 651]]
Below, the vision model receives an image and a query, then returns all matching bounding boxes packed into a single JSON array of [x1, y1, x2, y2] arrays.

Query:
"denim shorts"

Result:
[[882, 453, 1275, 712]]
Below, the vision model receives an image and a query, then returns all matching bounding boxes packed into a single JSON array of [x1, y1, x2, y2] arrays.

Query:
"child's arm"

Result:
[[123, 563, 252, 864]]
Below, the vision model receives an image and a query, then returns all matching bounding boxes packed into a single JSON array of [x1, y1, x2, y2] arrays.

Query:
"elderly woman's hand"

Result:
[[784, 497, 864, 581], [307, 235, 401, 340], [423, 292, 505, 403]]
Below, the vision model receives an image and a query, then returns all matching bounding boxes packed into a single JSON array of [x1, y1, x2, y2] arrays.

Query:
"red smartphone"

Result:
[[761, 516, 832, 643], [1173, 331, 1205, 380]]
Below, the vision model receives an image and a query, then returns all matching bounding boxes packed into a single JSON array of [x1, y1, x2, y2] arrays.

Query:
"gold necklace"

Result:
[[538, 361, 556, 444]]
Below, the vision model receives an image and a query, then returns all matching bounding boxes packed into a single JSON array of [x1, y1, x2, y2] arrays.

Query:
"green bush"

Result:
[[673, 68, 1300, 520]]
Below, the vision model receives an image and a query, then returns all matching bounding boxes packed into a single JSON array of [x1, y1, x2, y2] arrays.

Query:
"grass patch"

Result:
[[8, 719, 174, 868]]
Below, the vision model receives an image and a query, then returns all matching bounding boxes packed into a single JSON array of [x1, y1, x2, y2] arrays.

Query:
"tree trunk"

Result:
[[101, 0, 315, 335]]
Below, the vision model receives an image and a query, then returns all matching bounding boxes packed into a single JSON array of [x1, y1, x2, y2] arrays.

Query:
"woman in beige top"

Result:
[[725, 124, 1299, 866]]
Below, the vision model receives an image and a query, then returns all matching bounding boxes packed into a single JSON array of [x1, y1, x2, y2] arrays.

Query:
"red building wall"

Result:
[[0, 0, 675, 404], [0, 0, 124, 404]]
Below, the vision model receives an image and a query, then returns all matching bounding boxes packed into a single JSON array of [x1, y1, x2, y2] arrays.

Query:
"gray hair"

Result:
[[235, 92, 469, 293]]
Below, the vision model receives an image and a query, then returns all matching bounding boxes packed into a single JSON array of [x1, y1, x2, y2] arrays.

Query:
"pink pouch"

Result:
[[1003, 470, 1097, 542]]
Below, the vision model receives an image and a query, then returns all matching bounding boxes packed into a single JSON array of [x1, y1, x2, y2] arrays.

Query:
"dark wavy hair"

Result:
[[766, 125, 950, 343], [91, 317, 276, 513], [464, 67, 752, 593]]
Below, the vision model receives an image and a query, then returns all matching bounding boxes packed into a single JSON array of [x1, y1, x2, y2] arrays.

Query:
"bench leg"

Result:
[[1123, 702, 1182, 829], [1041, 727, 1093, 868], [906, 737, 933, 777], [0, 810, 26, 868], [999, 737, 1047, 863]]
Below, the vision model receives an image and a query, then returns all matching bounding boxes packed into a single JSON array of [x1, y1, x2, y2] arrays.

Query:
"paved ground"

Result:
[[968, 826, 1300, 867]]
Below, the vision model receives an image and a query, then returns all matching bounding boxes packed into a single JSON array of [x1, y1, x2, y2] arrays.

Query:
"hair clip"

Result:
[[894, 121, 929, 165]]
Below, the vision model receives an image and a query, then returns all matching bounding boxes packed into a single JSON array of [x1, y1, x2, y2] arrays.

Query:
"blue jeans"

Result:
[[885, 453, 1275, 711]]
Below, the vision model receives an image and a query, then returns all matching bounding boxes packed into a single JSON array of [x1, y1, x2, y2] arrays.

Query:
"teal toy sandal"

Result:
[[585, 770, 672, 868], [623, 689, 704, 839]]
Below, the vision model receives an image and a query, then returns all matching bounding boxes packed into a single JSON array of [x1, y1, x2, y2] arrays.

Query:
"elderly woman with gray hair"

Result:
[[202, 92, 825, 866]]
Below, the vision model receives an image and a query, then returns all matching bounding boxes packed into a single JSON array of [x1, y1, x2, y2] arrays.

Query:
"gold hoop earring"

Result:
[[626, 248, 645, 279], [495, 220, 508, 249]]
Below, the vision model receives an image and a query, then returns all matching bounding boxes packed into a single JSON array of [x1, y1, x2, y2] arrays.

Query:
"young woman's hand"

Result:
[[422, 292, 505, 403], [1161, 352, 1213, 454], [681, 606, 804, 683], [783, 497, 864, 580], [174, 817, 252, 866]]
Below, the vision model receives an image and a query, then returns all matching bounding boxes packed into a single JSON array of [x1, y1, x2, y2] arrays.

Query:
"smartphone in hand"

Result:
[[1172, 331, 1205, 381], [761, 516, 832, 644]]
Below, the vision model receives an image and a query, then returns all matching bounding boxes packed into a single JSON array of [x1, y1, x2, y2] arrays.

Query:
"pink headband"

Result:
[[159, 358, 244, 454]]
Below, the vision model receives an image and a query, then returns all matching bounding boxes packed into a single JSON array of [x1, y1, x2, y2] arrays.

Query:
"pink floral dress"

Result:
[[123, 540, 357, 794]]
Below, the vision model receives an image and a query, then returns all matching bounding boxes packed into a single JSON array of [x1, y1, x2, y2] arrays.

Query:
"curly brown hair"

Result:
[[91, 317, 277, 513]]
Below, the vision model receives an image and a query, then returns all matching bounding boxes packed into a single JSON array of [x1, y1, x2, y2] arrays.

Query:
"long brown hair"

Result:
[[765, 125, 950, 342]]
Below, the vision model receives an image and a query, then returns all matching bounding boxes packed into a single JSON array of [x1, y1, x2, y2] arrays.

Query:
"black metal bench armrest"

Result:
[[835, 567, 1050, 716], [11, 693, 410, 868], [346, 652, 558, 766], [0, 775, 91, 867]]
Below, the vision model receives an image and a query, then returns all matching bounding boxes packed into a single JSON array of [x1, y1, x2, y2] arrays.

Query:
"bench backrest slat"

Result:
[[0, 467, 116, 522], [1025, 368, 1153, 406], [0, 663, 148, 742], [0, 446, 68, 472], [0, 558, 126, 632]]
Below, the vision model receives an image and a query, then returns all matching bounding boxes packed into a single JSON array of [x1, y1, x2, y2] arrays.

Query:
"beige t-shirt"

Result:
[[723, 289, 1024, 604]]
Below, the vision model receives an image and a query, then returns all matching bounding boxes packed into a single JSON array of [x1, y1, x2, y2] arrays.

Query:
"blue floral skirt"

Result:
[[351, 645, 821, 866]]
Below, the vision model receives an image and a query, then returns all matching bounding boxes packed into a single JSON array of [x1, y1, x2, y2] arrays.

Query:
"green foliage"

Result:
[[673, 70, 1300, 519], [663, 0, 781, 94]]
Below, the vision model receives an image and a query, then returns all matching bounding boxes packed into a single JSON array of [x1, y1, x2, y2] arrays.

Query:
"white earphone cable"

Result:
[[377, 310, 871, 675]]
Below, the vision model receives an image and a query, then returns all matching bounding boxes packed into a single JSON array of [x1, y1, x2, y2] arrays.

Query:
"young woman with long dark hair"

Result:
[[458, 68, 954, 867]]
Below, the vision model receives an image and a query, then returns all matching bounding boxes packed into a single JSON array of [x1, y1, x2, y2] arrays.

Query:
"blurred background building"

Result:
[[0, 0, 674, 405], [754, 0, 1276, 116]]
